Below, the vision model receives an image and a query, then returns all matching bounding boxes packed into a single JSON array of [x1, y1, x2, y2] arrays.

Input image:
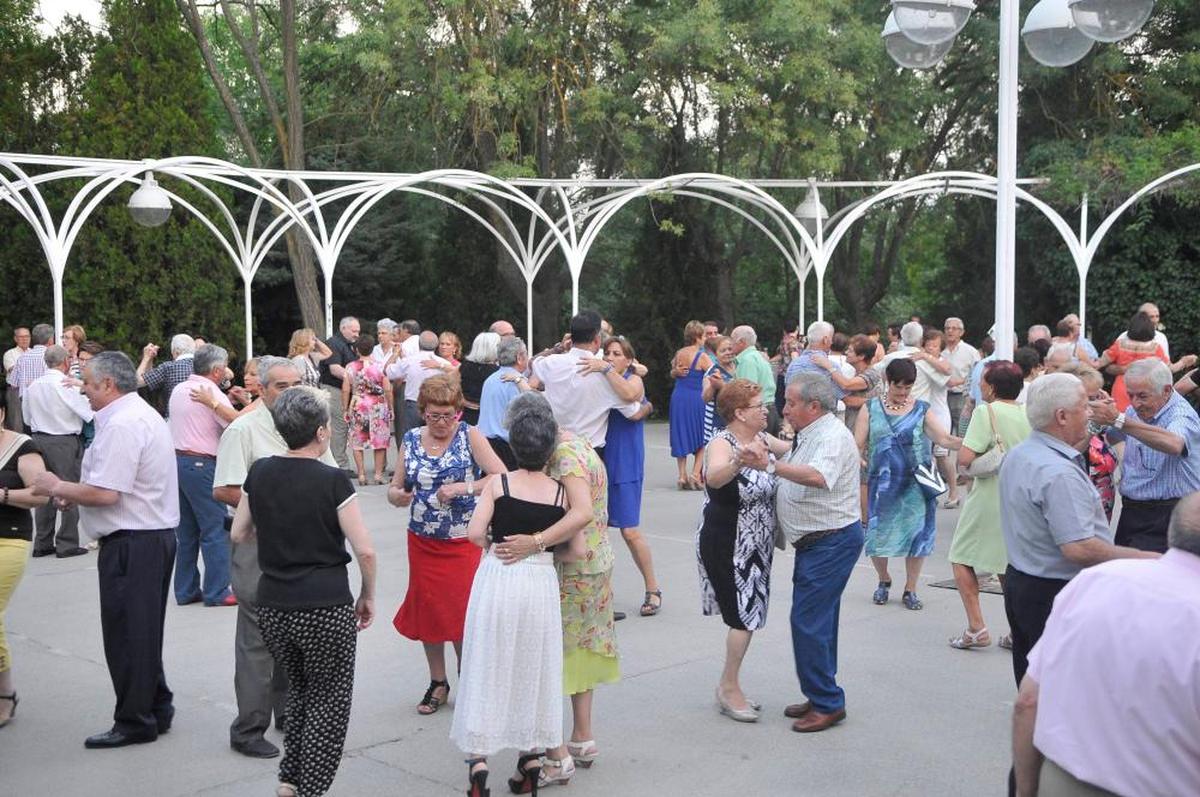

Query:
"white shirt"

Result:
[[401, 335, 420, 358], [370, 344, 397, 365], [80, 392, 180, 537], [941, 340, 980, 394], [386, 352, 450, 402], [531, 348, 641, 447], [3, 346, 25, 373], [878, 346, 951, 405], [776, 413, 861, 541], [1117, 330, 1170, 361], [21, 369, 93, 435]]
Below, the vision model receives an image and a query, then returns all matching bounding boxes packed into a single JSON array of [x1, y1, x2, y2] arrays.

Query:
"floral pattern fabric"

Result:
[[402, 422, 477, 540], [1087, 433, 1118, 521], [346, 359, 392, 450]]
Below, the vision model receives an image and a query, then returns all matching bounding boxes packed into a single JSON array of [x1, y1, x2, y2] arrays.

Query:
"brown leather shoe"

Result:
[[783, 701, 812, 719], [791, 708, 846, 733]]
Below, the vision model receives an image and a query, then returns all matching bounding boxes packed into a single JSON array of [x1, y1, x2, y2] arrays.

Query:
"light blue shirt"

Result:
[[1118, 391, 1200, 501], [1077, 336, 1099, 361], [477, 365, 522, 441], [968, 353, 997, 403], [785, 349, 845, 400]]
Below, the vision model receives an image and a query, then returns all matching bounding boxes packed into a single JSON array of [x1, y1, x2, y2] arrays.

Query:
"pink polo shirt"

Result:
[[1027, 549, 1200, 796], [168, 374, 232, 455]]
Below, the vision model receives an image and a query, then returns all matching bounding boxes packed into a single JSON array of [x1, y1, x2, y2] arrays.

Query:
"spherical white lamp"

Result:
[[891, 0, 977, 46], [1022, 0, 1095, 67], [883, 12, 955, 69], [128, 172, 172, 228], [1067, 0, 1155, 43], [793, 182, 829, 238]]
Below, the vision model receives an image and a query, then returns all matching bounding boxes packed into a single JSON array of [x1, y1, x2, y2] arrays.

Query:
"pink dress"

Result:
[[346, 359, 392, 450]]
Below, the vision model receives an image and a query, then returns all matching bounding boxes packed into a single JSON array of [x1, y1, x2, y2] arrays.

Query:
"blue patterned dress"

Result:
[[864, 399, 937, 557], [401, 421, 476, 540], [702, 363, 733, 445]]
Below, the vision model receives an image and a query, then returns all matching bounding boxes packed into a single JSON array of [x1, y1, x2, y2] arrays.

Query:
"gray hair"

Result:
[[400, 319, 421, 336], [338, 316, 358, 331], [730, 325, 757, 347], [376, 318, 397, 334], [30, 323, 53, 346], [900, 321, 924, 347], [192, 344, 228, 376], [43, 344, 69, 368], [505, 392, 558, 471], [1167, 492, 1200, 556], [1028, 324, 1052, 341], [945, 316, 964, 329], [87, 351, 138, 394], [258, 355, 300, 384], [466, 331, 501, 364], [806, 321, 833, 344], [170, 333, 196, 357], [1025, 373, 1084, 431], [270, 386, 330, 450], [788, 371, 837, 412], [418, 330, 439, 351], [497, 336, 527, 367], [1125, 358, 1172, 393]]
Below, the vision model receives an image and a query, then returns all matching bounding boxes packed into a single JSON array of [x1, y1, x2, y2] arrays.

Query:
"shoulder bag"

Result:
[[963, 402, 1006, 479]]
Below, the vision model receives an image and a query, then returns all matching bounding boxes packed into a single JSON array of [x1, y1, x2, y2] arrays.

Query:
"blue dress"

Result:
[[601, 368, 645, 528], [669, 349, 708, 457], [864, 399, 937, 558]]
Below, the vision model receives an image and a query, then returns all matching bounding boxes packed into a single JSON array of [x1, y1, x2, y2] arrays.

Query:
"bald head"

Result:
[[1168, 492, 1200, 556]]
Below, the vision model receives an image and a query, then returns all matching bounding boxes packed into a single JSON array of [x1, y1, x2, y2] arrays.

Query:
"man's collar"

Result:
[[1032, 429, 1085, 462]]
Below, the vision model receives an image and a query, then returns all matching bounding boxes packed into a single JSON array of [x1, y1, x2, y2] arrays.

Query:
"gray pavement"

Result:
[[2, 423, 1016, 796]]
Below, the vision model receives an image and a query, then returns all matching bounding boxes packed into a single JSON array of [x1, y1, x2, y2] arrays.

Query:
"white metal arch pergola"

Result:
[[1, 152, 1197, 358]]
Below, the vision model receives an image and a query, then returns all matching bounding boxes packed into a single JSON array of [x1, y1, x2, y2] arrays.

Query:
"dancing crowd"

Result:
[[1, 302, 1199, 796]]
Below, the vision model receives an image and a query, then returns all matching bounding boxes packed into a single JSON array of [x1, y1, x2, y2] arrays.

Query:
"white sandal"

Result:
[[949, 627, 991, 649], [566, 739, 599, 768], [538, 754, 575, 788]]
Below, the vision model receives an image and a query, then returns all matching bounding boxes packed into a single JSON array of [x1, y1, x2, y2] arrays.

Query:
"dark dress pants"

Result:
[[1114, 498, 1175, 554], [32, 432, 82, 553], [97, 529, 176, 737], [1002, 565, 1069, 688]]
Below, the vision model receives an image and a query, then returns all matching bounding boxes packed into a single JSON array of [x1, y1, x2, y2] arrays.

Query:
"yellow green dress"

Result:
[[548, 435, 620, 695]]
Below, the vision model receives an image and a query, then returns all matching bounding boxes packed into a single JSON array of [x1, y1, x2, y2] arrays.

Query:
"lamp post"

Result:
[[127, 171, 173, 227], [884, 0, 1155, 359], [793, 180, 829, 328]]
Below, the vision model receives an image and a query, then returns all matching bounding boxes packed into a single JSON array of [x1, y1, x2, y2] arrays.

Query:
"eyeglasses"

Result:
[[424, 411, 460, 423], [744, 402, 767, 412]]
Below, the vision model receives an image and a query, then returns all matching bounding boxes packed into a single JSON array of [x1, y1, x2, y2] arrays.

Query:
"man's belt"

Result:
[[792, 527, 843, 551], [176, 449, 216, 459]]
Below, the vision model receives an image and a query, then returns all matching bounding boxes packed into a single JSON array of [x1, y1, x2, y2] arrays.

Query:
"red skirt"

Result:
[[393, 533, 482, 643]]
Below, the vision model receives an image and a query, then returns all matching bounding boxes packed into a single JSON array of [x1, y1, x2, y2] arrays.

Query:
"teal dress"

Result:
[[865, 399, 937, 558]]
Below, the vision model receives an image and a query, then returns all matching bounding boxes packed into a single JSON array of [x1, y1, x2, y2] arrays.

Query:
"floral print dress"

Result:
[[346, 358, 392, 450]]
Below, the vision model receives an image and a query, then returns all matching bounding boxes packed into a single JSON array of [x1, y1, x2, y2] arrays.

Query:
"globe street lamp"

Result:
[[885, 0, 1155, 358], [883, 12, 955, 69], [128, 171, 172, 227], [793, 180, 830, 328]]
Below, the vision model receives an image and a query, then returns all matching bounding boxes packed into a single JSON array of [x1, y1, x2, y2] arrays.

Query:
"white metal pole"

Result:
[[1078, 193, 1089, 333], [993, 0, 1019, 360], [243, 277, 254, 360], [51, 259, 64, 343], [526, 279, 534, 351], [799, 269, 807, 332], [815, 199, 826, 322], [323, 270, 334, 338]]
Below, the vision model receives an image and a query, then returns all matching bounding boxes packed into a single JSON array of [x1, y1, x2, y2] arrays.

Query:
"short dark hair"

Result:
[[885, 357, 917, 385], [781, 320, 798, 335], [849, 334, 876, 361], [887, 322, 903, 338], [569, 310, 603, 345], [830, 332, 848, 354], [980, 336, 995, 357], [983, 360, 1024, 400], [354, 334, 375, 356], [1127, 311, 1155, 343], [1014, 347, 1041, 377], [862, 322, 881, 336], [1031, 338, 1050, 363], [400, 319, 421, 335], [1055, 318, 1072, 337]]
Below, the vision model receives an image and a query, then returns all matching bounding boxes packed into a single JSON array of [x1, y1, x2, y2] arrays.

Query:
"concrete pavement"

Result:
[[1, 423, 1016, 796]]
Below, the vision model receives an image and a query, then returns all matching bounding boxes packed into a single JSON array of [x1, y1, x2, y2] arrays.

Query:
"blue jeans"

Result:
[[791, 521, 864, 714], [174, 455, 232, 605]]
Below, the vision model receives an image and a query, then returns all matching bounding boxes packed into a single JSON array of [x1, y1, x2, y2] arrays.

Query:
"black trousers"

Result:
[[1002, 565, 1069, 688], [1115, 497, 1175, 553], [98, 529, 176, 737]]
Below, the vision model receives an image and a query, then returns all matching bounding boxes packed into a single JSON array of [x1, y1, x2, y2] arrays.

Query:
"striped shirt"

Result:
[[776, 412, 860, 541], [9, 345, 47, 396], [1118, 391, 1200, 501]]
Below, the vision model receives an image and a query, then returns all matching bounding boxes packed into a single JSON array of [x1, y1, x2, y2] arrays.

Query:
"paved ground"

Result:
[[2, 423, 1017, 796]]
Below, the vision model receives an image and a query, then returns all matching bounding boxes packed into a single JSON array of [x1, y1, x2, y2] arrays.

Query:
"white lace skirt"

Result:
[[450, 551, 564, 755]]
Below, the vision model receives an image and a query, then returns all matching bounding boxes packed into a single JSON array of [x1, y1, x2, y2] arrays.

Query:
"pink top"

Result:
[[1027, 549, 1200, 796], [80, 392, 180, 537], [168, 375, 232, 455]]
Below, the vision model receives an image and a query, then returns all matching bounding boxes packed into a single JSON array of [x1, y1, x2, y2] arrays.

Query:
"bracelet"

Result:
[[533, 532, 546, 553]]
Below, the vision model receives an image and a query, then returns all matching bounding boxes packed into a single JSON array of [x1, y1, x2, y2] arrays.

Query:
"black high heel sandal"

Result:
[[466, 758, 489, 797], [417, 679, 450, 715], [507, 752, 541, 795]]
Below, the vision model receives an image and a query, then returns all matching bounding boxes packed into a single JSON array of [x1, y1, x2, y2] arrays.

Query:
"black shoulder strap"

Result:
[[553, 479, 565, 507], [500, 472, 510, 497]]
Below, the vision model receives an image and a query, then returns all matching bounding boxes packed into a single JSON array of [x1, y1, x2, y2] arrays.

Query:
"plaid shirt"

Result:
[[10, 345, 47, 396], [142, 355, 195, 415]]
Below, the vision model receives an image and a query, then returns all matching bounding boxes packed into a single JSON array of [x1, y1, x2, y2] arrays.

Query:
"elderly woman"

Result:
[[1060, 362, 1120, 520], [670, 320, 712, 490], [855, 358, 961, 611], [438, 332, 463, 367], [695, 379, 776, 723], [230, 386, 377, 797], [459, 332, 501, 426], [1096, 311, 1170, 412], [947, 361, 1030, 649], [288, 327, 333, 388], [451, 393, 589, 796], [342, 335, 393, 485], [60, 324, 87, 378], [0, 404, 49, 727], [388, 376, 506, 716]]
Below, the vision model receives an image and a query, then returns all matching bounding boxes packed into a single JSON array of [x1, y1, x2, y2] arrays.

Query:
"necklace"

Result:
[[884, 397, 909, 412]]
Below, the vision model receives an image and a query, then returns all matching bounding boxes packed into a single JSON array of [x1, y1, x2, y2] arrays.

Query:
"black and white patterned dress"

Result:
[[695, 430, 777, 631]]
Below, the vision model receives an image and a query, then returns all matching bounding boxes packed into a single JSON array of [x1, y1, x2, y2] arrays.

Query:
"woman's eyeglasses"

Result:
[[424, 411, 460, 423]]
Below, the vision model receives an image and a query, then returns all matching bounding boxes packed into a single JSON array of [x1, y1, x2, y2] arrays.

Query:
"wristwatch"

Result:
[[1113, 413, 1126, 431], [766, 453, 777, 475]]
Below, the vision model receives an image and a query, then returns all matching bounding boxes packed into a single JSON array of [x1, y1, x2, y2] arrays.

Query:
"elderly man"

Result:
[[136, 333, 197, 414], [9, 323, 52, 405], [319, 316, 359, 473], [214, 357, 336, 758], [530, 309, 642, 451], [785, 321, 844, 399], [4, 326, 31, 432], [764, 373, 863, 733], [490, 319, 516, 338], [23, 344, 93, 558], [387, 330, 451, 433], [32, 352, 179, 748], [1089, 358, 1200, 553], [477, 336, 529, 469], [1013, 493, 1199, 797], [730, 325, 778, 434], [1055, 313, 1098, 362], [941, 318, 979, 434], [999, 373, 1157, 687], [167, 344, 236, 607]]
